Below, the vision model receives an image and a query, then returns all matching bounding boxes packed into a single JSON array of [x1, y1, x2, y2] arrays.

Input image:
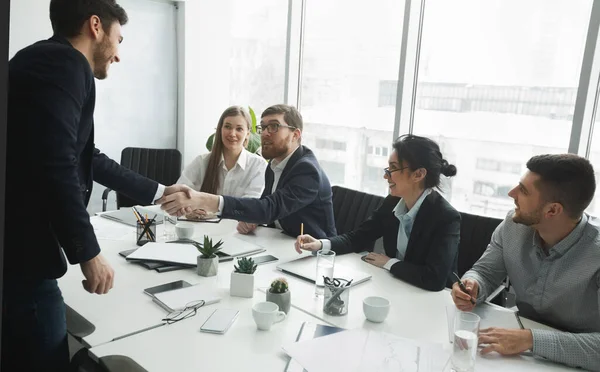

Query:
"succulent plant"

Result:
[[234, 257, 257, 274], [269, 278, 289, 294], [193, 235, 224, 259]]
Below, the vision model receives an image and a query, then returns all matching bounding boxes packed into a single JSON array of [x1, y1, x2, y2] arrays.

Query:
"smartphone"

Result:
[[200, 309, 239, 334], [252, 254, 278, 265], [143, 280, 192, 297], [119, 248, 138, 258]]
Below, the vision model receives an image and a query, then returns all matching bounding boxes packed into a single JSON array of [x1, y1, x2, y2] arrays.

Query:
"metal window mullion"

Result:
[[568, 0, 600, 156]]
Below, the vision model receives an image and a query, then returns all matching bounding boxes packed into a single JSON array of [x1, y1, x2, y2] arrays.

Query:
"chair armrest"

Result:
[[101, 188, 113, 212]]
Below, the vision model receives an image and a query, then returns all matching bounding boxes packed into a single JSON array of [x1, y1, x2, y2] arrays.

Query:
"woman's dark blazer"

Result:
[[329, 190, 461, 291]]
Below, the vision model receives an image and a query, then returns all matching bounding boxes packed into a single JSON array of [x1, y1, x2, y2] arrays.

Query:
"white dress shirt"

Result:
[[178, 148, 266, 198], [270, 146, 299, 229], [216, 146, 298, 218]]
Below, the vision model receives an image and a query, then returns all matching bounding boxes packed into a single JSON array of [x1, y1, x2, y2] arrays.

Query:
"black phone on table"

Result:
[[143, 280, 192, 296], [252, 254, 278, 265]]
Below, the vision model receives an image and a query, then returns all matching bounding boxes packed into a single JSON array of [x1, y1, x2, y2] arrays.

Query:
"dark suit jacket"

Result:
[[5, 36, 158, 279], [221, 146, 336, 238], [329, 190, 461, 291]]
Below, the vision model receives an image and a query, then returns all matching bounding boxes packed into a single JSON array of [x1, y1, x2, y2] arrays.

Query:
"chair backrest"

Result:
[[331, 186, 385, 250], [457, 211, 503, 277], [117, 147, 182, 209]]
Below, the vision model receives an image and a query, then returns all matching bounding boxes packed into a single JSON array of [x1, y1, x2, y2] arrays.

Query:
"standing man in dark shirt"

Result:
[[3, 1, 182, 370]]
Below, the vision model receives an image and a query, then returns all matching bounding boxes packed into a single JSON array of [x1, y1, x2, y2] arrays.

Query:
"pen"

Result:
[[132, 209, 152, 240], [453, 272, 476, 305], [112, 322, 166, 341], [300, 222, 304, 236]]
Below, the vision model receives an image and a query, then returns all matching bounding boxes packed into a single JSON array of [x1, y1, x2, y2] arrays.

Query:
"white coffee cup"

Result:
[[175, 222, 194, 239], [363, 296, 390, 323], [252, 301, 286, 331]]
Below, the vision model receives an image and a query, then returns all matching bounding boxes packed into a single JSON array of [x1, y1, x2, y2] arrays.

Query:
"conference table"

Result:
[[58, 214, 576, 371]]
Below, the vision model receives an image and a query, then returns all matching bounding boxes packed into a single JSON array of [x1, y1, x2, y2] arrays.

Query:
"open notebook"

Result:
[[152, 285, 221, 312]]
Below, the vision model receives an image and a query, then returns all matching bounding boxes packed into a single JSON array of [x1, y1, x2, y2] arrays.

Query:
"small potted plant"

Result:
[[230, 257, 257, 298], [193, 236, 223, 277], [266, 277, 291, 314]]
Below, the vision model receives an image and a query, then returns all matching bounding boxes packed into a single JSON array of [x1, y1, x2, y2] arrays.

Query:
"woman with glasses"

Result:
[[296, 134, 460, 291], [177, 106, 266, 218]]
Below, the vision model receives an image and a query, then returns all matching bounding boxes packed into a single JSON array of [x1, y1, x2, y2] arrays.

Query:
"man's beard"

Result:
[[512, 207, 542, 226], [92, 38, 111, 80], [262, 142, 289, 160]]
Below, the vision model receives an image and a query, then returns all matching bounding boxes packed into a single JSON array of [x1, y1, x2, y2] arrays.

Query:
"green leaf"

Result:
[[246, 132, 261, 154], [249, 106, 257, 134], [206, 133, 215, 151]]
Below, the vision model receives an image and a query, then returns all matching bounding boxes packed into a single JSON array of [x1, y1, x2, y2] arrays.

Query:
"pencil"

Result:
[[300, 223, 304, 236], [132, 209, 153, 241]]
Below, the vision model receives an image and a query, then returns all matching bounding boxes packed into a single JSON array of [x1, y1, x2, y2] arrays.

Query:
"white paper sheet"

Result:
[[282, 328, 449, 372], [127, 242, 198, 265], [91, 216, 135, 240]]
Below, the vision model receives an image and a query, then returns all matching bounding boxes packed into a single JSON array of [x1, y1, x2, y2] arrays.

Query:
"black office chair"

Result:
[[331, 186, 385, 250], [454, 212, 515, 306], [101, 147, 182, 211], [456, 212, 502, 277]]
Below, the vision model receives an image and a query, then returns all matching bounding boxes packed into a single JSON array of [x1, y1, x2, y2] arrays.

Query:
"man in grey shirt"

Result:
[[452, 154, 600, 371]]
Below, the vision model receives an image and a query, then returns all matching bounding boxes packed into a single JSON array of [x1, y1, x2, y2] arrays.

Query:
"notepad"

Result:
[[152, 285, 221, 312]]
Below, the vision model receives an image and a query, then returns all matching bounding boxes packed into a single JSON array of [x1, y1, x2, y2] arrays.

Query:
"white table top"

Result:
[[89, 290, 323, 372], [59, 216, 307, 347], [61, 215, 576, 370]]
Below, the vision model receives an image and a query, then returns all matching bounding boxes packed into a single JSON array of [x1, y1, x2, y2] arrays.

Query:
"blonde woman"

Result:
[[177, 106, 266, 218]]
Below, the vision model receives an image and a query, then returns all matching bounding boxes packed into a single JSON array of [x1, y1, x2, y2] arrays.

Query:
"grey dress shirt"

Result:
[[463, 211, 600, 371]]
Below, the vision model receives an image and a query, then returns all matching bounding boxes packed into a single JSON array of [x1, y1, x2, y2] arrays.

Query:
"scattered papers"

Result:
[[282, 328, 449, 372]]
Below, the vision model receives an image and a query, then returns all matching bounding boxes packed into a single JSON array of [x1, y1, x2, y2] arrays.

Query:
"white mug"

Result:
[[252, 301, 286, 331], [175, 222, 194, 239]]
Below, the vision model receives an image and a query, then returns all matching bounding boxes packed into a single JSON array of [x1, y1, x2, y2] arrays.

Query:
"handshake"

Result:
[[160, 184, 221, 217]]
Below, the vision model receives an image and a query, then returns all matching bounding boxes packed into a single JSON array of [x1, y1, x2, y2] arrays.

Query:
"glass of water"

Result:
[[451, 312, 480, 372], [163, 213, 177, 240], [315, 250, 335, 297]]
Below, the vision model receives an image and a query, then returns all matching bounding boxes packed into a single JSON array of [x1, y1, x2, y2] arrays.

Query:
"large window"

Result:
[[300, 0, 404, 194], [228, 0, 288, 115], [411, 0, 592, 218]]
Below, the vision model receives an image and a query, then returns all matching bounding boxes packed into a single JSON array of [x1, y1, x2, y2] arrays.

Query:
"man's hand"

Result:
[[164, 184, 193, 198], [479, 328, 533, 355], [237, 222, 258, 234], [295, 234, 322, 253], [363, 252, 391, 268], [451, 279, 479, 311], [80, 253, 114, 295], [158, 190, 220, 217]]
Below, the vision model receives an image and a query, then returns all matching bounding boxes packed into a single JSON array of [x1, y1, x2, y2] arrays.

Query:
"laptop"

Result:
[[276, 255, 372, 285], [99, 206, 164, 227]]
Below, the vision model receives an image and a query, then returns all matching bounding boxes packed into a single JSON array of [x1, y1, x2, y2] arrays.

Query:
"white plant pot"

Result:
[[230, 272, 254, 298], [197, 256, 218, 277]]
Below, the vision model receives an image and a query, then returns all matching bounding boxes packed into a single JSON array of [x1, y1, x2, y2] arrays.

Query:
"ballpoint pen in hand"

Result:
[[453, 272, 476, 305]]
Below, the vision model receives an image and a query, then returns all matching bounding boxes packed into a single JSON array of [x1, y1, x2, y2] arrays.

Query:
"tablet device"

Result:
[[143, 280, 192, 297]]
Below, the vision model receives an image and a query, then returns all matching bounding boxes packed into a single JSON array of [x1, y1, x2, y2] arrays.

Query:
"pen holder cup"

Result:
[[323, 278, 350, 316], [136, 220, 157, 246]]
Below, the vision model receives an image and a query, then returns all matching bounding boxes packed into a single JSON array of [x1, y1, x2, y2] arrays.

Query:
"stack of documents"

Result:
[[126, 236, 264, 266]]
